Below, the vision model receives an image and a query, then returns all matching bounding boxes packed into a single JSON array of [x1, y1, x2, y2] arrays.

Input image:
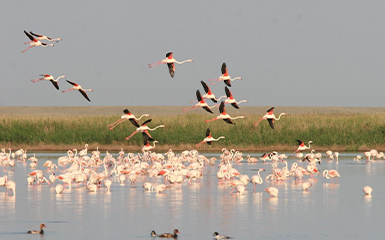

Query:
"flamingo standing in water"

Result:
[[209, 62, 242, 87], [223, 87, 247, 109], [195, 128, 225, 148], [62, 80, 93, 102], [190, 80, 226, 104], [250, 168, 265, 192], [205, 101, 245, 124], [28, 31, 62, 42], [183, 90, 217, 114], [254, 107, 286, 129], [323, 169, 340, 183], [22, 30, 54, 53], [148, 52, 193, 78], [108, 109, 150, 130], [265, 186, 278, 197], [31, 74, 66, 90], [125, 119, 165, 141]]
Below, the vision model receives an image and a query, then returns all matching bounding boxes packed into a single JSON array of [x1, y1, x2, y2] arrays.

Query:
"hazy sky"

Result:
[[1, 1, 385, 107]]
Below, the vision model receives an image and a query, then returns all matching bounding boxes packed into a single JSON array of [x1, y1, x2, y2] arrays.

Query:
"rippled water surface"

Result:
[[1, 152, 385, 240]]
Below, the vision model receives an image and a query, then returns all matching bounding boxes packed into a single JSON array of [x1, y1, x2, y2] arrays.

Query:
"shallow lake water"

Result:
[[0, 151, 385, 240]]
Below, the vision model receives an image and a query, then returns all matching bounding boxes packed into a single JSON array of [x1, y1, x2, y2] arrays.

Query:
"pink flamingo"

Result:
[[293, 140, 313, 155], [126, 119, 165, 141], [22, 30, 54, 53], [205, 101, 245, 124], [190, 81, 225, 104], [250, 168, 265, 192], [183, 90, 217, 114], [148, 52, 193, 78], [31, 74, 66, 90], [209, 62, 242, 87], [254, 107, 286, 129], [265, 186, 278, 197], [323, 169, 340, 183], [195, 128, 225, 148], [62, 80, 93, 102], [108, 109, 150, 130], [223, 86, 247, 109], [142, 136, 158, 152], [28, 31, 62, 42]]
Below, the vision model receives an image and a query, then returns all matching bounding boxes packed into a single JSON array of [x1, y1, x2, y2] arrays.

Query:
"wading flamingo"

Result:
[[126, 119, 165, 141], [323, 169, 340, 183], [195, 128, 225, 148], [108, 109, 150, 130], [5, 180, 16, 196], [28, 223, 46, 234], [183, 90, 217, 114], [55, 184, 64, 194], [31, 74, 66, 90], [62, 80, 93, 102], [223, 86, 247, 109], [209, 62, 242, 87], [22, 30, 54, 53], [265, 186, 278, 197], [190, 80, 225, 104], [302, 181, 312, 191], [206, 101, 245, 124], [148, 52, 193, 78], [254, 107, 286, 129], [28, 31, 62, 42], [250, 168, 265, 192]]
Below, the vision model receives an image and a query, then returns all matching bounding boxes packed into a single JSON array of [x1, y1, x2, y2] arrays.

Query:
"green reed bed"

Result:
[[1, 113, 385, 151]]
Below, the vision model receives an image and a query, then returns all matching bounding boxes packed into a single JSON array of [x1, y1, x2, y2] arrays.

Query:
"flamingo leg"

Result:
[[62, 88, 75, 93], [109, 119, 127, 130], [182, 106, 197, 113], [21, 46, 33, 53], [253, 118, 264, 126], [195, 141, 205, 148], [205, 118, 219, 123], [126, 130, 139, 140], [148, 61, 163, 68], [31, 78, 45, 83]]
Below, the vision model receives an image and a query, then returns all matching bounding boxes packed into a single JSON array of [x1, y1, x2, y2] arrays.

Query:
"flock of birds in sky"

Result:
[[10, 30, 377, 238]]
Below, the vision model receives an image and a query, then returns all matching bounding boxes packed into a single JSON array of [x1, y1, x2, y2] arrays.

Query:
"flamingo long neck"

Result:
[[307, 142, 312, 149], [175, 59, 192, 64], [275, 113, 285, 120], [229, 116, 245, 120], [55, 76, 66, 81], [149, 125, 164, 131]]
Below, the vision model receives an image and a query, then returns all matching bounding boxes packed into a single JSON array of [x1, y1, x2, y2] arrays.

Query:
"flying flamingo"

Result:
[[125, 119, 165, 141], [142, 135, 158, 152], [31, 74, 66, 90], [205, 101, 245, 124], [293, 140, 313, 155], [254, 107, 286, 129], [148, 52, 193, 78], [195, 128, 225, 148], [223, 86, 248, 109], [28, 31, 62, 42], [108, 109, 150, 130], [209, 62, 242, 87], [22, 30, 54, 53], [183, 90, 217, 114], [190, 81, 225, 104], [62, 80, 93, 102]]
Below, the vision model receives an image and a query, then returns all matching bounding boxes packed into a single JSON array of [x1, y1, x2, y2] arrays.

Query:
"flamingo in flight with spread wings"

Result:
[[183, 90, 217, 114], [292, 140, 313, 157], [27, 31, 62, 42], [126, 119, 165, 141], [224, 86, 248, 109], [148, 52, 193, 78], [108, 109, 150, 130], [190, 80, 226, 104], [196, 128, 225, 148], [254, 107, 286, 129], [31, 74, 66, 90], [22, 30, 54, 53], [62, 80, 93, 102], [206, 101, 245, 124], [142, 135, 158, 152], [209, 62, 242, 87]]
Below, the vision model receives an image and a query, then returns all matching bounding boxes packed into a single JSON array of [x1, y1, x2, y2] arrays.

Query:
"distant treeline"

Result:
[[1, 113, 385, 151]]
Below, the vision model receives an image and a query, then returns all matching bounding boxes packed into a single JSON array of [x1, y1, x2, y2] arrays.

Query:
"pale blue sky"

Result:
[[1, 1, 385, 107]]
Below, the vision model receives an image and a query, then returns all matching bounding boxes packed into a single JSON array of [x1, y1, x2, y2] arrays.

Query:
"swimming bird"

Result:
[[148, 52, 193, 78], [108, 109, 150, 130], [31, 74, 66, 90], [223, 87, 247, 109], [205, 101, 245, 124], [62, 80, 93, 102], [190, 80, 225, 104], [22, 30, 54, 53], [363, 186, 372, 195], [183, 90, 217, 114], [28, 31, 62, 42], [151, 229, 180, 238], [28, 223, 46, 234], [254, 107, 286, 129], [209, 62, 242, 87], [265, 186, 278, 197], [125, 119, 165, 141], [213, 231, 232, 239], [55, 184, 64, 194], [195, 128, 225, 148]]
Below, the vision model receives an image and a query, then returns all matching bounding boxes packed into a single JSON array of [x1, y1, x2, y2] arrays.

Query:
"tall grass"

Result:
[[1, 113, 385, 151]]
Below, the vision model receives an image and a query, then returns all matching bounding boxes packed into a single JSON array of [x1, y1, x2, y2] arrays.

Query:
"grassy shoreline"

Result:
[[1, 106, 385, 152]]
